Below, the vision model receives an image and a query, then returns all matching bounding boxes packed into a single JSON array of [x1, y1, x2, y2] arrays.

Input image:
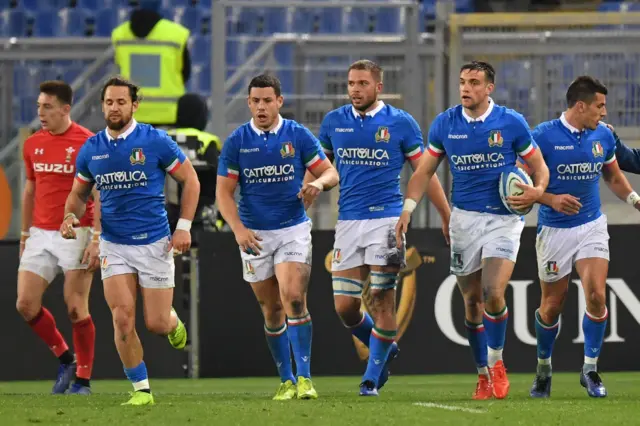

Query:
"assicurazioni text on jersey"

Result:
[[75, 120, 186, 245], [318, 102, 423, 220], [217, 116, 326, 231], [427, 99, 537, 215], [534, 115, 616, 228]]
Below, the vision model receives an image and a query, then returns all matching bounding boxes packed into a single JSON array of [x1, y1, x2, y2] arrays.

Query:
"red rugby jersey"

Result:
[[23, 122, 95, 230]]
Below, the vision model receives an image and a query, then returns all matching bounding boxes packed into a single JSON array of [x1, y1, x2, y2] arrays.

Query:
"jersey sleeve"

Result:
[[217, 133, 240, 180], [604, 128, 617, 166], [512, 114, 538, 160], [75, 143, 94, 184], [318, 114, 333, 156], [157, 132, 187, 174], [400, 113, 424, 161], [23, 139, 34, 181], [426, 113, 446, 157], [298, 126, 327, 171]]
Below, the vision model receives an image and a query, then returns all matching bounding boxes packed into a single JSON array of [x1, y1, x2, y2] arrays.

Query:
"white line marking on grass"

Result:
[[413, 402, 487, 414]]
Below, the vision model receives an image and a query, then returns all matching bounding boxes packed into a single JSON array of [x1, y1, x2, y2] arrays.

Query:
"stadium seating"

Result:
[[3, 0, 636, 129]]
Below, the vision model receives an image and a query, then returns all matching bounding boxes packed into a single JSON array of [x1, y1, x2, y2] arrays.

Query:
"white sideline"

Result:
[[413, 402, 487, 414]]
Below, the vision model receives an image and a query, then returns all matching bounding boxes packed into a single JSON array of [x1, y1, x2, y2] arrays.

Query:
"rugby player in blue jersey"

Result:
[[317, 59, 451, 396], [527, 76, 640, 398], [216, 74, 338, 401], [397, 61, 550, 400], [61, 77, 200, 406]]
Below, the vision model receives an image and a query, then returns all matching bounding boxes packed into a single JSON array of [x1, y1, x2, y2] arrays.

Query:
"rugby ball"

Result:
[[499, 166, 534, 215]]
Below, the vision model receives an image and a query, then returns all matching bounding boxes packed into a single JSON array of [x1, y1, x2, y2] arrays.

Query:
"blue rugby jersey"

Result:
[[217, 116, 326, 230], [427, 99, 538, 215], [535, 114, 616, 228], [318, 102, 424, 220], [75, 120, 186, 245]]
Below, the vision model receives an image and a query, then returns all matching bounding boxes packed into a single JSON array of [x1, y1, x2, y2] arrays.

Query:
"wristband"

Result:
[[403, 198, 418, 214], [64, 212, 77, 221], [627, 191, 640, 206], [21, 231, 30, 237], [176, 218, 192, 232], [309, 181, 324, 191]]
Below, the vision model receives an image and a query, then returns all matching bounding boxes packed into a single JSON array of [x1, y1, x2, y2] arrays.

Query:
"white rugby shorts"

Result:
[[536, 214, 609, 283], [449, 207, 525, 276], [19, 226, 91, 283], [240, 220, 313, 283], [99, 236, 175, 289], [331, 217, 406, 272]]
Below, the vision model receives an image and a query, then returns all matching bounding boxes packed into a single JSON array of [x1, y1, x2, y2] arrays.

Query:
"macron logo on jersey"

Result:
[[335, 128, 354, 133], [33, 163, 74, 174], [448, 134, 468, 139], [240, 148, 260, 153]]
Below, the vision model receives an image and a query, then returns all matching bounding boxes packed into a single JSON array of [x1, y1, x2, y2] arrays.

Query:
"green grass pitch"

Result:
[[1, 373, 639, 425]]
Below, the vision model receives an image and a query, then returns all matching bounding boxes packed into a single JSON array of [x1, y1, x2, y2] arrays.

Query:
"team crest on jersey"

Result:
[[280, 142, 295, 158], [332, 248, 342, 263], [375, 126, 391, 143], [545, 261, 559, 275], [130, 148, 146, 165], [65, 146, 75, 163], [592, 141, 604, 158], [488, 130, 504, 147], [245, 260, 255, 275]]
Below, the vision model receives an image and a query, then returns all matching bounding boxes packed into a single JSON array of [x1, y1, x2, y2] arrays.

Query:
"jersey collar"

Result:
[[560, 112, 581, 134], [462, 97, 494, 123], [105, 119, 138, 141], [250, 115, 284, 136], [352, 101, 385, 119]]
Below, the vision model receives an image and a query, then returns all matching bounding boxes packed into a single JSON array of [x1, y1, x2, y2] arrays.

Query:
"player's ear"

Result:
[[376, 81, 383, 93], [277, 95, 284, 108], [62, 104, 71, 115], [486, 82, 495, 95], [132, 100, 139, 113]]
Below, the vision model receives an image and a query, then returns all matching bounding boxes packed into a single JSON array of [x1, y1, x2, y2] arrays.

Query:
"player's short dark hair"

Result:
[[39, 80, 73, 105], [100, 76, 141, 103], [247, 74, 282, 97], [566, 76, 608, 108], [460, 61, 496, 84], [348, 59, 383, 82]]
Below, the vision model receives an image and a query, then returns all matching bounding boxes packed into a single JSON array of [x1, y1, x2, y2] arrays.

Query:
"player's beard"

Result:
[[105, 112, 131, 131], [352, 92, 378, 114]]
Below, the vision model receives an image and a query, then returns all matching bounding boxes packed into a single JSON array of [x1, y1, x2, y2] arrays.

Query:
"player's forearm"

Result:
[[425, 173, 450, 221], [21, 189, 35, 233], [64, 191, 88, 220], [605, 172, 635, 203], [313, 167, 339, 191], [216, 191, 244, 233], [530, 164, 550, 193], [91, 189, 102, 233], [303, 170, 315, 185], [405, 171, 432, 204], [178, 175, 200, 222], [537, 192, 556, 207]]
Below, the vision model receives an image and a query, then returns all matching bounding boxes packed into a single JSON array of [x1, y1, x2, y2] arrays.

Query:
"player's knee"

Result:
[[463, 293, 484, 316], [280, 290, 305, 317], [145, 314, 173, 336], [65, 295, 89, 322], [112, 305, 135, 335], [586, 287, 607, 313], [258, 298, 285, 325], [334, 296, 361, 324], [16, 297, 40, 321]]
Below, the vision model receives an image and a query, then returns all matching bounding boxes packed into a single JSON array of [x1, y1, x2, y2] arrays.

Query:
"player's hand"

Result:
[[441, 218, 450, 246], [19, 236, 28, 258], [235, 226, 263, 255], [395, 211, 411, 249], [550, 194, 582, 215], [60, 214, 80, 239], [169, 230, 191, 255], [600, 121, 615, 132], [82, 240, 100, 271], [507, 182, 543, 211], [298, 181, 323, 209]]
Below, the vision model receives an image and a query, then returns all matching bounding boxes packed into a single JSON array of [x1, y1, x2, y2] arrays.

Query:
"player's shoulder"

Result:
[[24, 129, 48, 147], [383, 104, 417, 123], [494, 104, 530, 128], [430, 105, 459, 130], [533, 119, 560, 135], [70, 122, 94, 138], [227, 122, 252, 142], [282, 118, 315, 138], [135, 122, 171, 142], [595, 122, 616, 146], [322, 104, 352, 123]]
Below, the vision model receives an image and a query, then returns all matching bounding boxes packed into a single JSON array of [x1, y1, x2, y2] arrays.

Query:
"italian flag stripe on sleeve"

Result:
[[427, 141, 444, 157], [76, 172, 93, 183], [605, 152, 617, 165], [404, 144, 422, 160], [320, 140, 333, 154], [165, 157, 181, 174], [305, 152, 322, 169], [518, 141, 535, 159], [227, 164, 239, 180]]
